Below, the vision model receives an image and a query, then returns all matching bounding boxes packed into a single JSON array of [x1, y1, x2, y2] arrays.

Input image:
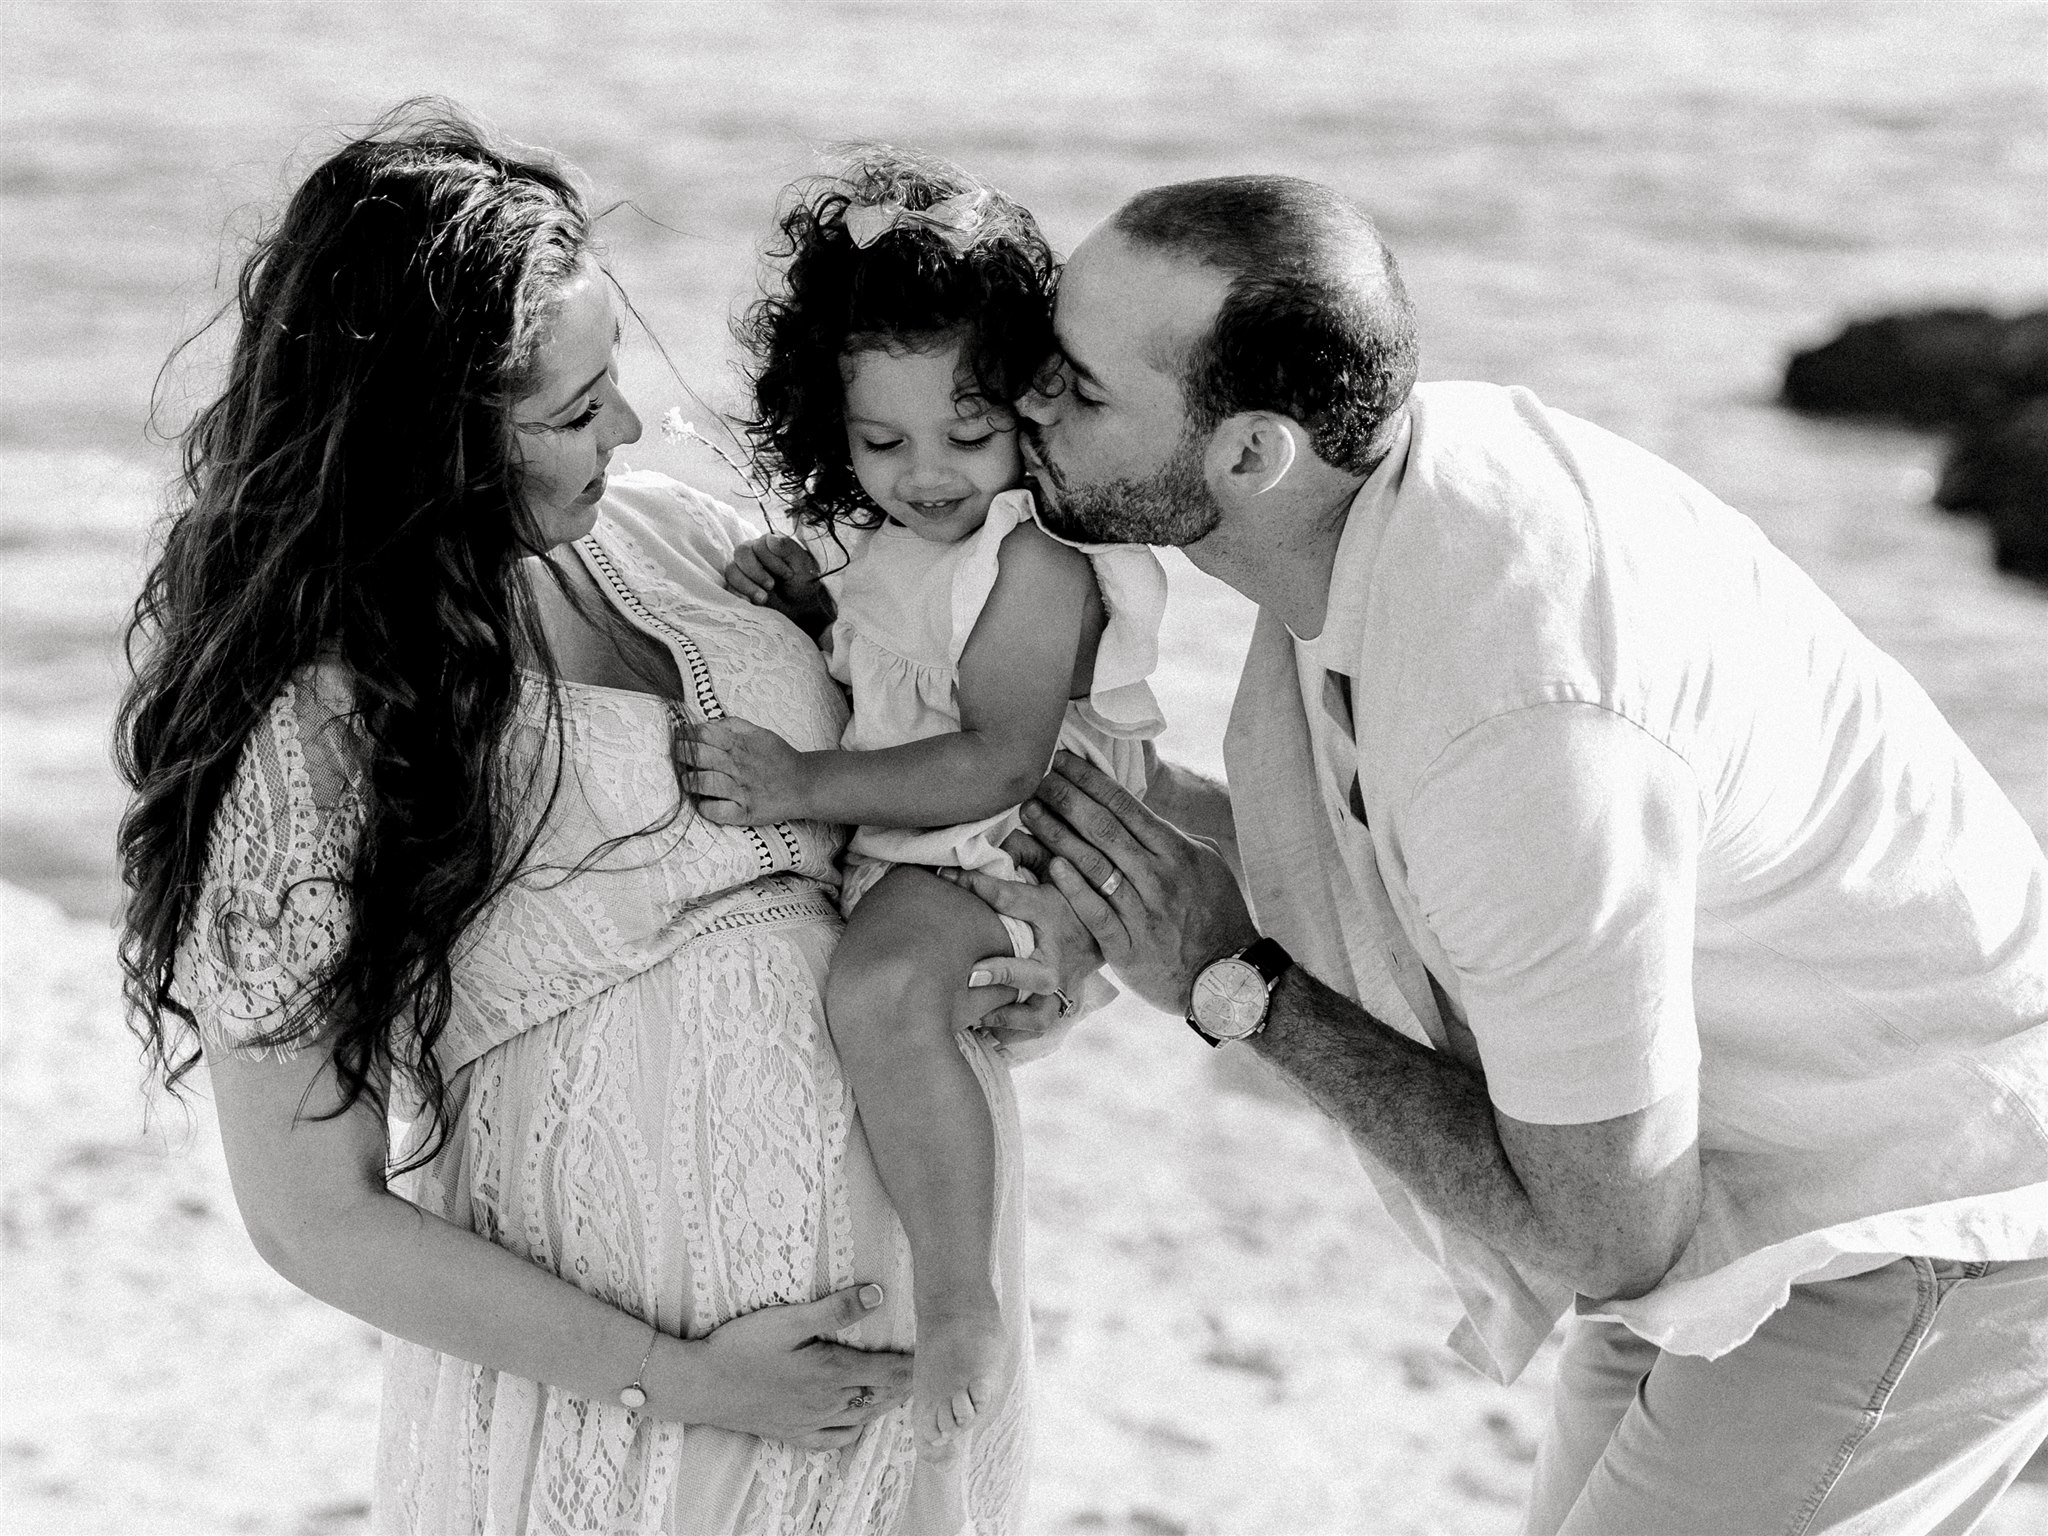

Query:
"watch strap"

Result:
[[1237, 936, 1293, 990]]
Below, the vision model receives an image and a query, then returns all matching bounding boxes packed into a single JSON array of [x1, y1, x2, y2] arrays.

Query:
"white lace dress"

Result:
[[171, 474, 1030, 1534]]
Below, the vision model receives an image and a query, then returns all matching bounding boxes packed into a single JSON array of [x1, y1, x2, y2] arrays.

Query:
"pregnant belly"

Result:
[[402, 900, 913, 1345]]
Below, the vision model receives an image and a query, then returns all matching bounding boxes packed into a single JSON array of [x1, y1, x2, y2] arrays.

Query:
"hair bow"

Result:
[[840, 189, 990, 254]]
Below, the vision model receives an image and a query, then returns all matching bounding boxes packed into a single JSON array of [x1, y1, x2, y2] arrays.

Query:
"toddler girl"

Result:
[[678, 148, 1165, 1450]]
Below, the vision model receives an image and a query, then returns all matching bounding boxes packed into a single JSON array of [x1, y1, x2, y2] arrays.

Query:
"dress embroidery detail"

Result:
[[579, 533, 812, 878], [171, 479, 1029, 1533]]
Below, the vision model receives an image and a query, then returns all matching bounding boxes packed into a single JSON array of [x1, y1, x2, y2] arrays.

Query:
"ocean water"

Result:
[[2, 0, 2045, 920]]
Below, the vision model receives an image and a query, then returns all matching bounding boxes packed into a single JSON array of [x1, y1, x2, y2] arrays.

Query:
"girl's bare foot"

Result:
[[914, 1301, 1006, 1449]]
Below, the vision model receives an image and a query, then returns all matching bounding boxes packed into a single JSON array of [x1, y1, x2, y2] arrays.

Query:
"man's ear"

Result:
[[1205, 412, 1300, 501]]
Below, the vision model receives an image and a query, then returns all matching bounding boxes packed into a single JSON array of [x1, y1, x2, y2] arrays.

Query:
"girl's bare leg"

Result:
[[827, 864, 1014, 1448]]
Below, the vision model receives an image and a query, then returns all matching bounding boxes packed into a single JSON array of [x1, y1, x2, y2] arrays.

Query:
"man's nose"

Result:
[[1016, 374, 1061, 426]]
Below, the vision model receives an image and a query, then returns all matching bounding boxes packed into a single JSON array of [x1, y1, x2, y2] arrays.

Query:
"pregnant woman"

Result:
[[115, 103, 1058, 1532]]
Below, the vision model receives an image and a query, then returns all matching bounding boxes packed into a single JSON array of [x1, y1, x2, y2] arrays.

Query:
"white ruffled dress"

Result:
[[818, 488, 1167, 918]]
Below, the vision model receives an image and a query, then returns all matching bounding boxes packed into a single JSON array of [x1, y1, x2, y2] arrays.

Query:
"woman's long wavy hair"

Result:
[[735, 145, 1058, 533], [117, 100, 591, 1168]]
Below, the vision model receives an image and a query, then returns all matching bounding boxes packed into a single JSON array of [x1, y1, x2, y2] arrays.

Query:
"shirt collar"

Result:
[[1304, 405, 1414, 669]]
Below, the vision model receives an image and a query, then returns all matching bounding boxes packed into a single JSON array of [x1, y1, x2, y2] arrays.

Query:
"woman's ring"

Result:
[[1052, 988, 1076, 1018], [1099, 869, 1123, 898], [849, 1389, 876, 1409]]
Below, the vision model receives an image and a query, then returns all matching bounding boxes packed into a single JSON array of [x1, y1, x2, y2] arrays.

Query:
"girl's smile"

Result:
[[841, 340, 1024, 544]]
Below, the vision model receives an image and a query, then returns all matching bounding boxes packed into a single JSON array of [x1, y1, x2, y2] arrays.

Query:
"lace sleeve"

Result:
[[169, 670, 367, 1060]]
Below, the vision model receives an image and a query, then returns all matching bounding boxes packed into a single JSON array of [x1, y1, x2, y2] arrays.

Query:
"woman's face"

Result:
[[512, 262, 642, 549]]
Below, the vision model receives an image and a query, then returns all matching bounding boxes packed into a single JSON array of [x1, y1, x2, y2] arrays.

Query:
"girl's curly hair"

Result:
[[736, 145, 1057, 532]]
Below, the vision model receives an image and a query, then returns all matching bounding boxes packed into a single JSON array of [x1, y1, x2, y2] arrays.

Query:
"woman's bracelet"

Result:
[[619, 1320, 660, 1410]]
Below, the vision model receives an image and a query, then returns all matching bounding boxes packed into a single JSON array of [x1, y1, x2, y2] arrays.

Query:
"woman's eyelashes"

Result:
[[554, 364, 621, 433]]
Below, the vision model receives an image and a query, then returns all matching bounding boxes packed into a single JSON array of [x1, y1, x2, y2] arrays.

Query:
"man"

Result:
[[961, 176, 2048, 1533]]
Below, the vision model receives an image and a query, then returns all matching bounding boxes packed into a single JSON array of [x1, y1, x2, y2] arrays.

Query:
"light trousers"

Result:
[[1523, 1256, 2048, 1536]]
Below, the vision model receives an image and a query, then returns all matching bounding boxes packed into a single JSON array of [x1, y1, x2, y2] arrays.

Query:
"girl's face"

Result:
[[512, 261, 643, 549], [841, 340, 1023, 545]]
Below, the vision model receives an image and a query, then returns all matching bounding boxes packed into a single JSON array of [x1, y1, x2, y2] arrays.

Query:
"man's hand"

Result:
[[724, 534, 830, 630], [1018, 751, 1259, 1017], [674, 716, 815, 825]]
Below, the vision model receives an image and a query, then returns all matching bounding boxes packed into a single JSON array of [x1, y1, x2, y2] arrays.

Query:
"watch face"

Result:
[[1191, 957, 1269, 1039]]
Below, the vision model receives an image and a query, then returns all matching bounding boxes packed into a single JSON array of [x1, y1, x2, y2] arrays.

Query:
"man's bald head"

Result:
[[1110, 175, 1417, 475]]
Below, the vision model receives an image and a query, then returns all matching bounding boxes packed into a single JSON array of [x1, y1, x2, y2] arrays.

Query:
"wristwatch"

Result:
[[1186, 937, 1294, 1046]]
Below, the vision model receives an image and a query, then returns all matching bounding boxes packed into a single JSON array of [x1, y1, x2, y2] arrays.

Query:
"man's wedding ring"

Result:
[[1098, 869, 1123, 898], [1052, 988, 1076, 1018], [849, 1389, 876, 1409]]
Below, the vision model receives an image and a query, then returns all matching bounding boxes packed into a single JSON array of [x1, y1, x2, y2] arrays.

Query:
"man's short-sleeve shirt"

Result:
[[1259, 382, 2048, 1363]]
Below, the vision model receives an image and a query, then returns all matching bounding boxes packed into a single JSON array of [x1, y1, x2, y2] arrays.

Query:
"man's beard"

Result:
[[1029, 427, 1222, 548]]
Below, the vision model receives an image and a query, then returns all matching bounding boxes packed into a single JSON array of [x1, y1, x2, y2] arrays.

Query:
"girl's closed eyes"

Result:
[[837, 344, 1025, 543], [857, 427, 1008, 451]]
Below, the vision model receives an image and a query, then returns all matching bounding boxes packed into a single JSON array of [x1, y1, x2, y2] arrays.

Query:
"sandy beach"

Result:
[[6, 530, 2044, 1528], [4, 2, 2046, 1530], [0, 865, 1558, 1535], [8, 852, 2046, 1533]]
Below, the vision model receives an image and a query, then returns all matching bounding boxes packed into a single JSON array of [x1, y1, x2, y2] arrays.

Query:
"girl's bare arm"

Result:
[[681, 522, 1098, 828]]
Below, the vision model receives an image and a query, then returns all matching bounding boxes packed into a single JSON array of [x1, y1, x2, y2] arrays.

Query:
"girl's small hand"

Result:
[[675, 716, 814, 825], [725, 534, 826, 621]]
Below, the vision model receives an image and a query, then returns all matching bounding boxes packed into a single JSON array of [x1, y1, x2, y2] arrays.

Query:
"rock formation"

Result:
[[1938, 396, 2048, 580], [1784, 308, 2048, 583]]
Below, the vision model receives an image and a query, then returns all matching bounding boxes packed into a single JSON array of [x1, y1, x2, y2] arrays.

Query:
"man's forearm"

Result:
[[1030, 749, 1697, 1298], [1250, 965, 1686, 1298]]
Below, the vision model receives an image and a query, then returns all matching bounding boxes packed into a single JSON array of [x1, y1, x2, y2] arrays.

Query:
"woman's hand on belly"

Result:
[[655, 1283, 912, 1448], [208, 1046, 910, 1447]]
